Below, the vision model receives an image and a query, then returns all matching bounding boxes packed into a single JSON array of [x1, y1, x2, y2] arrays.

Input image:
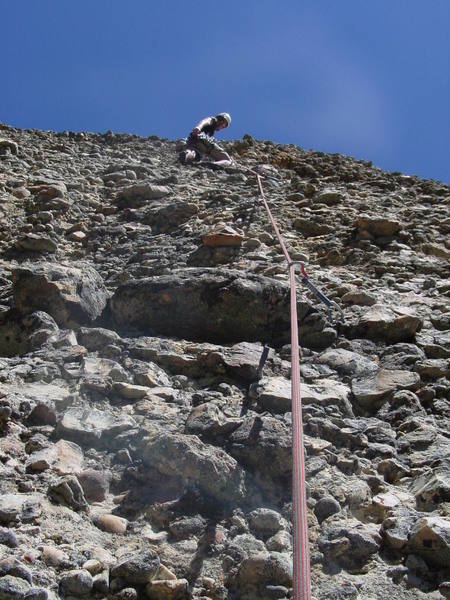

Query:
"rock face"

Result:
[[0, 122, 449, 600]]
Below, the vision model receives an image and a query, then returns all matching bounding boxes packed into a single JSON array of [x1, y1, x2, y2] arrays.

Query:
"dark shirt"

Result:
[[191, 116, 218, 137]]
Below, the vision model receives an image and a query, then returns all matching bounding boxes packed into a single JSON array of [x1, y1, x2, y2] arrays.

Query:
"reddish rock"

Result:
[[202, 226, 244, 247]]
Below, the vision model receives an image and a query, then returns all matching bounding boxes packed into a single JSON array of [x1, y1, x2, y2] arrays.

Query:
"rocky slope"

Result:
[[0, 122, 449, 600]]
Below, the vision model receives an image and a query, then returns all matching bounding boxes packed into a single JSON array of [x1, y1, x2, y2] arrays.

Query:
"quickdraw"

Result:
[[293, 262, 344, 323]]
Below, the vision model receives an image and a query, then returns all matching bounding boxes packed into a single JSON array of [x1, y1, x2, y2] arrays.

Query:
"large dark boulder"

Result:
[[110, 268, 316, 346]]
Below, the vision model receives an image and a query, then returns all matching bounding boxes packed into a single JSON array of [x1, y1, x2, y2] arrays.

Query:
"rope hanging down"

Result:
[[255, 174, 311, 600]]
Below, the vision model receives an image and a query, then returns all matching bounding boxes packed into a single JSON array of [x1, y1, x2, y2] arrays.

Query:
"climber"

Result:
[[179, 113, 234, 167]]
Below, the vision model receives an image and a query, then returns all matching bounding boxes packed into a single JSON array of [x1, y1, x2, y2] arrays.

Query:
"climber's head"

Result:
[[215, 113, 231, 130]]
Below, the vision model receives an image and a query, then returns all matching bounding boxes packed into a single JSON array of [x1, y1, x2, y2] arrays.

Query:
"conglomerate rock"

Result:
[[0, 122, 448, 599]]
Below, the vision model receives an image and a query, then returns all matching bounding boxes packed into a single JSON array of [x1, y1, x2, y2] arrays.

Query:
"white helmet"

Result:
[[216, 112, 231, 126]]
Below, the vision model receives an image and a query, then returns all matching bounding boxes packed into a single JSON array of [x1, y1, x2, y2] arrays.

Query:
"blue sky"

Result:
[[2, 1, 449, 182]]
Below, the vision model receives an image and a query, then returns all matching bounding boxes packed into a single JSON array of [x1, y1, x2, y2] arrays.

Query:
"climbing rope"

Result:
[[255, 173, 311, 600], [191, 156, 342, 597]]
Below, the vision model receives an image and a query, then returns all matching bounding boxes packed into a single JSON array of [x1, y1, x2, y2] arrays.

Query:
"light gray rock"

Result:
[[0, 575, 31, 599], [82, 356, 129, 382], [247, 508, 285, 539], [56, 405, 136, 447], [0, 495, 41, 525], [409, 466, 450, 510], [355, 305, 422, 343], [221, 341, 274, 381], [25, 586, 52, 600], [116, 183, 170, 208], [317, 348, 378, 377], [77, 327, 121, 351], [0, 527, 18, 548], [59, 569, 93, 596], [12, 262, 109, 327], [145, 578, 190, 599], [319, 519, 381, 570], [408, 516, 450, 568], [302, 379, 353, 417], [25, 446, 58, 472], [24, 587, 53, 600], [142, 432, 245, 504], [52, 440, 84, 475], [352, 369, 420, 413]]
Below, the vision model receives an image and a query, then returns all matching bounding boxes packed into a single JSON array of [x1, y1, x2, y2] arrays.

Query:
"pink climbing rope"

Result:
[[256, 174, 311, 600]]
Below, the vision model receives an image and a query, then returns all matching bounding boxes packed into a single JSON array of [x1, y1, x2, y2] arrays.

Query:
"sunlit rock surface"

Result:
[[0, 122, 448, 599]]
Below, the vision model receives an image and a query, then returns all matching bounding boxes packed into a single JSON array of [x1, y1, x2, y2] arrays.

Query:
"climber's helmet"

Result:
[[216, 113, 231, 129]]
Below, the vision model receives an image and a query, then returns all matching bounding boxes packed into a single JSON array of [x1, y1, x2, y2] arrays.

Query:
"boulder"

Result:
[[0, 139, 19, 154], [142, 201, 198, 231], [410, 467, 450, 510], [0, 494, 42, 525], [111, 550, 160, 584], [116, 183, 170, 208], [229, 416, 291, 480], [318, 519, 381, 570], [77, 327, 121, 351], [59, 570, 93, 596], [220, 342, 274, 381], [52, 440, 84, 475], [0, 311, 59, 357], [408, 516, 450, 568], [0, 527, 18, 548], [0, 558, 32, 583], [110, 268, 293, 345], [356, 215, 402, 237], [77, 468, 110, 502], [142, 432, 245, 505], [145, 578, 190, 599], [352, 369, 421, 413], [56, 406, 136, 448], [48, 476, 88, 512], [247, 508, 285, 540], [25, 446, 58, 472], [202, 226, 244, 247], [251, 376, 353, 416], [0, 575, 31, 599], [14, 234, 57, 253], [235, 552, 292, 589], [317, 348, 378, 377], [184, 403, 241, 438], [12, 263, 109, 327], [354, 305, 422, 343]]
